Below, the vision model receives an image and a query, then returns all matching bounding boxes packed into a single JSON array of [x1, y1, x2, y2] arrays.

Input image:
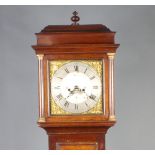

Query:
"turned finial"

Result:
[[71, 11, 80, 25]]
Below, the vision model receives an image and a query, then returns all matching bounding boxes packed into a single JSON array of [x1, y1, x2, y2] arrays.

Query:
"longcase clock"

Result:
[[32, 11, 119, 150]]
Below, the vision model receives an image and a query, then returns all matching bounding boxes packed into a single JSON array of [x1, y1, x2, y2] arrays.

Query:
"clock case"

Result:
[[32, 24, 119, 150]]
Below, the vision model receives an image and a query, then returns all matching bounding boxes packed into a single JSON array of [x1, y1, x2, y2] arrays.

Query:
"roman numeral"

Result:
[[64, 101, 69, 108], [90, 76, 95, 80], [56, 94, 63, 100], [57, 77, 63, 80], [74, 65, 79, 72], [64, 68, 69, 73], [54, 86, 60, 89], [93, 86, 98, 89], [84, 68, 87, 74], [75, 104, 78, 110], [89, 94, 96, 101], [85, 102, 88, 107]]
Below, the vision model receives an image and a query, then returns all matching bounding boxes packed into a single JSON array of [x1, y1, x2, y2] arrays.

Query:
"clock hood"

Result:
[[33, 24, 117, 46]]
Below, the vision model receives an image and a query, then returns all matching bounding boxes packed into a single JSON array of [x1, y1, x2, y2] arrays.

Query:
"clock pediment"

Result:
[[34, 25, 116, 46], [40, 24, 112, 33]]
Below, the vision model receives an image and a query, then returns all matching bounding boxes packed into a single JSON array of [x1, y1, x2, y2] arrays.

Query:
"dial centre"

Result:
[[61, 72, 92, 104]]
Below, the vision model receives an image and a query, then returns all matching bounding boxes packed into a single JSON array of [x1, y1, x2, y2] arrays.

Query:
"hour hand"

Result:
[[66, 92, 74, 99], [67, 88, 74, 94]]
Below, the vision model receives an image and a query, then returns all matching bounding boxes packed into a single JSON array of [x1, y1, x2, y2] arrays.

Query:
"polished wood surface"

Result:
[[46, 127, 108, 150], [32, 23, 119, 150], [56, 143, 98, 150]]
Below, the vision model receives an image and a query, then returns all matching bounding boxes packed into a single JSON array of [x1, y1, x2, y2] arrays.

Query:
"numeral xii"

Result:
[[74, 65, 79, 72]]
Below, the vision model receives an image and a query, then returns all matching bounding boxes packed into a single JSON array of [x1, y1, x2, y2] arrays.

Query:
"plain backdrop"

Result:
[[0, 6, 155, 150]]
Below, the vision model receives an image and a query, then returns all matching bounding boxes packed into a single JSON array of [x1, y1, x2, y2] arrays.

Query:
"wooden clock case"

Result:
[[32, 23, 119, 150]]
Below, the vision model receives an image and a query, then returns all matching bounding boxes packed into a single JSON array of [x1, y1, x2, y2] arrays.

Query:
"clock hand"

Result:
[[68, 86, 81, 94], [66, 93, 74, 99], [67, 88, 74, 94], [67, 87, 82, 99], [67, 86, 88, 100]]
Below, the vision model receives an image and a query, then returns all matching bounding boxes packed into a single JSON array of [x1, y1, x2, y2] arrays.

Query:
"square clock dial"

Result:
[[49, 60, 104, 115]]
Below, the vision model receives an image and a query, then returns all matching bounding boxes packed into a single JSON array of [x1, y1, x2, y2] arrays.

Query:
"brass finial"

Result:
[[71, 11, 80, 25]]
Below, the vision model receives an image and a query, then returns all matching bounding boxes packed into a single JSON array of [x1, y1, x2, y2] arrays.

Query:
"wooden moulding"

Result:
[[36, 33, 115, 46]]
